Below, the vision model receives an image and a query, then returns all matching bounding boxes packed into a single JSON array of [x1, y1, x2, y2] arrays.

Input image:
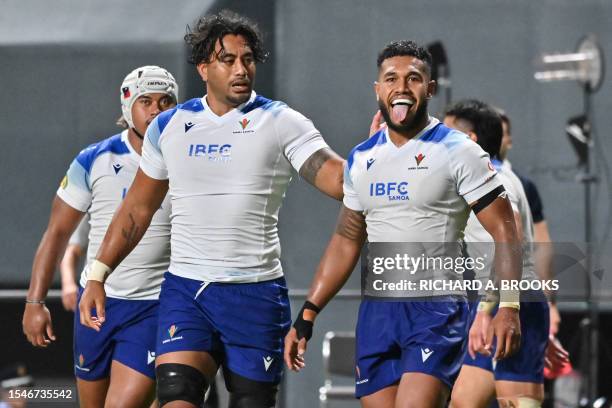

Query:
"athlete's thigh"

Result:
[[209, 278, 290, 384], [156, 272, 222, 362], [450, 365, 495, 408], [105, 360, 155, 408], [76, 378, 109, 408], [360, 384, 397, 408], [395, 372, 448, 408], [156, 350, 219, 379], [495, 380, 544, 406]]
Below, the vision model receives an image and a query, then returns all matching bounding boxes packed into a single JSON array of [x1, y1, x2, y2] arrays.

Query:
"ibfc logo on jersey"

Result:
[[188, 144, 232, 162], [369, 181, 409, 201]]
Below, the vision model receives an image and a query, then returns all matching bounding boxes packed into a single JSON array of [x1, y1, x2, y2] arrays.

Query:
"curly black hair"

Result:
[[445, 99, 503, 159], [377, 40, 432, 72], [184, 10, 268, 65]]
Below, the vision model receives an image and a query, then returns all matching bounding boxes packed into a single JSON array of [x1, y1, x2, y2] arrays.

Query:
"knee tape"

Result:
[[156, 363, 208, 407], [497, 397, 541, 408]]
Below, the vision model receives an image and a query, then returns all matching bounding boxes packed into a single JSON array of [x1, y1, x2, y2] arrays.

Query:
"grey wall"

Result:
[[275, 1, 612, 406], [1, 0, 612, 405]]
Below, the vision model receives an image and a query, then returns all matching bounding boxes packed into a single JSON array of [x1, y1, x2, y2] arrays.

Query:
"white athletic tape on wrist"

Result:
[[87, 260, 112, 283], [499, 289, 520, 310]]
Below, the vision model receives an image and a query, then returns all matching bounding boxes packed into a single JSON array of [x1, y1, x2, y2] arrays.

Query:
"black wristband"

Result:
[[293, 301, 321, 341]]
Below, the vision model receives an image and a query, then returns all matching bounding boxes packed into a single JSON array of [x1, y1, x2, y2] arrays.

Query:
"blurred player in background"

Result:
[[444, 100, 568, 408], [79, 10, 345, 408], [60, 217, 89, 312], [497, 110, 561, 336], [22, 65, 178, 408]]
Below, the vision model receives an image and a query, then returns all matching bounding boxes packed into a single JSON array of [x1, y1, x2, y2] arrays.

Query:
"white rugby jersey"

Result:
[[68, 215, 89, 247], [344, 119, 501, 296], [140, 92, 328, 282], [464, 159, 537, 285], [57, 131, 171, 299]]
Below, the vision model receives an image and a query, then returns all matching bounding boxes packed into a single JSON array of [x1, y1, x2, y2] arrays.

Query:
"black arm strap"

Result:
[[472, 185, 506, 214]]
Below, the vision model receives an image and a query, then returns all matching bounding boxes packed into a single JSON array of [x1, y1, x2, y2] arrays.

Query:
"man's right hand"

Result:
[[486, 307, 521, 360], [61, 283, 78, 312], [23, 304, 56, 347], [284, 328, 308, 371], [78, 281, 106, 331]]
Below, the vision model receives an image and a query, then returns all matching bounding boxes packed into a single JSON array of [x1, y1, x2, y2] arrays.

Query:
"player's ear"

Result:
[[196, 63, 209, 82], [427, 80, 436, 99], [468, 131, 478, 143], [374, 81, 380, 101]]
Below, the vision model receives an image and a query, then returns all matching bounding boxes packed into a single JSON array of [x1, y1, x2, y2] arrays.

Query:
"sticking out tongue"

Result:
[[392, 104, 409, 123]]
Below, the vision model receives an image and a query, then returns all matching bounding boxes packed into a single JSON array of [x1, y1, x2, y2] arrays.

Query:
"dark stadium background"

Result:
[[1, 0, 611, 406]]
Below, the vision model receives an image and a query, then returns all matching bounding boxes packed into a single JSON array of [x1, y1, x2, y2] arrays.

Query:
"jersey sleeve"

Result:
[[140, 115, 169, 180], [56, 155, 92, 212], [342, 162, 364, 212], [68, 215, 90, 247], [276, 108, 329, 172], [450, 139, 502, 204]]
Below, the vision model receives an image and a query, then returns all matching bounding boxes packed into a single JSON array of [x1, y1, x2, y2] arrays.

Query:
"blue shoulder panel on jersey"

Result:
[[66, 159, 91, 192], [177, 98, 205, 113], [156, 107, 179, 135], [240, 95, 287, 115], [347, 129, 387, 170], [491, 158, 503, 171], [76, 133, 129, 174], [421, 124, 470, 150], [420, 122, 448, 143]]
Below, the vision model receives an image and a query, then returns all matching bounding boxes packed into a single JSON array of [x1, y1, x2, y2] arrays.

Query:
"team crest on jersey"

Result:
[[415, 153, 425, 166], [233, 118, 255, 134], [408, 153, 429, 171]]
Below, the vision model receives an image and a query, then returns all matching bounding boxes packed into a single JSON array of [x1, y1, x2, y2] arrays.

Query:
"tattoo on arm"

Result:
[[121, 213, 140, 245], [335, 206, 366, 241], [299, 148, 334, 186]]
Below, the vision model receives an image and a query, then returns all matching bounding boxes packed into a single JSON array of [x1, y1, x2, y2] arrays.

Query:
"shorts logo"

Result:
[[355, 365, 369, 384], [75, 353, 91, 372], [147, 350, 156, 365], [263, 356, 274, 372], [415, 153, 425, 166], [60, 175, 68, 189], [421, 348, 434, 363], [163, 324, 183, 344]]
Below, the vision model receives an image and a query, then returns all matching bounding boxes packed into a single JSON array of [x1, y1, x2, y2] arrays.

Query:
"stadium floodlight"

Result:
[[534, 34, 604, 92]]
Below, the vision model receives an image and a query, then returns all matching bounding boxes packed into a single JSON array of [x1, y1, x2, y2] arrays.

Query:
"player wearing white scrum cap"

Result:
[[23, 65, 177, 408]]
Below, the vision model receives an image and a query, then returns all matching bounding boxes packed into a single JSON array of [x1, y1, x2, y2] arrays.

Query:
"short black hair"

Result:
[[185, 10, 268, 65], [377, 40, 432, 72], [445, 99, 503, 159], [495, 107, 511, 134]]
